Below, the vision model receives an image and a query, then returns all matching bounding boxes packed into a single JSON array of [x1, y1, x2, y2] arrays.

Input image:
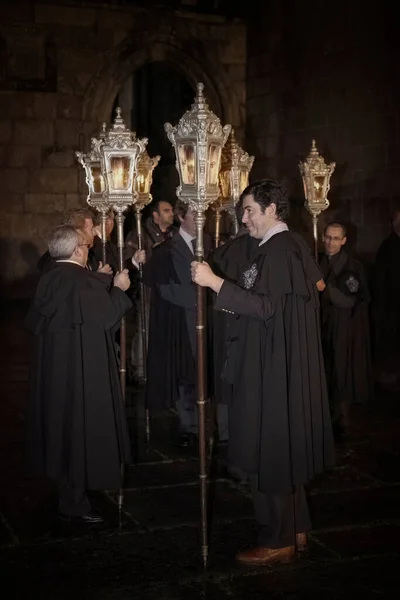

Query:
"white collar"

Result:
[[56, 259, 84, 267], [259, 222, 289, 246], [179, 227, 195, 246]]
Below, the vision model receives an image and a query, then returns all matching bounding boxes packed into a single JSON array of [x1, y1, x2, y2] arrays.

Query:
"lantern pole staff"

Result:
[[76, 108, 147, 516], [165, 82, 231, 568], [132, 150, 161, 443], [298, 140, 336, 260]]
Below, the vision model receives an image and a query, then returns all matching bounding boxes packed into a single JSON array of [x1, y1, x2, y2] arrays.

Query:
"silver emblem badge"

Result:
[[240, 263, 258, 290], [346, 275, 359, 293]]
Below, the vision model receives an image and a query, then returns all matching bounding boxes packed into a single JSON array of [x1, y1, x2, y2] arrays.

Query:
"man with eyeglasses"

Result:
[[25, 225, 132, 523]]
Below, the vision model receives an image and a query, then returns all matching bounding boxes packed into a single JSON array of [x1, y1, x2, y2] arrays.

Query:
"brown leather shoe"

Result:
[[296, 532, 308, 552], [236, 545, 295, 566]]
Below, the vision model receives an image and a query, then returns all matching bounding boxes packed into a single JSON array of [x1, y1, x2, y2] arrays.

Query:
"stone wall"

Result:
[[246, 0, 399, 259], [0, 0, 246, 297]]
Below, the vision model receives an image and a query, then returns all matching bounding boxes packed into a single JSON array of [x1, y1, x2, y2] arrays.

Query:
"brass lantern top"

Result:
[[164, 82, 231, 210], [76, 107, 148, 213], [218, 129, 255, 212], [133, 148, 161, 210], [298, 139, 336, 216]]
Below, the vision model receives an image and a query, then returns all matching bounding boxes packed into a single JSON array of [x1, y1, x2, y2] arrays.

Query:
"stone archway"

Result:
[[82, 31, 240, 134]]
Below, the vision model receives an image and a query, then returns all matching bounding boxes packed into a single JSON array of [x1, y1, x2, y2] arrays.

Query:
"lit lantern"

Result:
[[164, 82, 231, 568], [217, 129, 255, 239], [298, 139, 336, 258]]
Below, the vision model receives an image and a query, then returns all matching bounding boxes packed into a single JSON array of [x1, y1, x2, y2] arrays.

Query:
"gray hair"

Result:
[[48, 225, 80, 260]]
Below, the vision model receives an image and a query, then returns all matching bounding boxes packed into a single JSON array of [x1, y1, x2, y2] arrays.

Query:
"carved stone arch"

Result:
[[82, 33, 239, 131]]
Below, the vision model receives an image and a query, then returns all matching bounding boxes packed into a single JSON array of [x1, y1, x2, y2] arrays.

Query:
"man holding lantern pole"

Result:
[[191, 179, 335, 566]]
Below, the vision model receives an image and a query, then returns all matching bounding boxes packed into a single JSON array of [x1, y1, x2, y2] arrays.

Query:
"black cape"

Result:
[[144, 233, 212, 411], [372, 232, 400, 359], [209, 233, 260, 404], [91, 235, 120, 274], [319, 250, 373, 416], [25, 263, 132, 490], [144, 238, 195, 411], [215, 231, 335, 494]]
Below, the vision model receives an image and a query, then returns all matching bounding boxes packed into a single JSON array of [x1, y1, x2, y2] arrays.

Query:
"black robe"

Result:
[[215, 231, 335, 494], [372, 232, 400, 360], [25, 263, 132, 491], [144, 233, 212, 411], [91, 235, 120, 274], [209, 233, 260, 404], [319, 250, 373, 418]]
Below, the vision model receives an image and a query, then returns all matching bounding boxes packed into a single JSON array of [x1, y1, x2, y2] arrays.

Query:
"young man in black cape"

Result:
[[191, 179, 335, 566], [25, 225, 132, 522], [319, 222, 373, 434]]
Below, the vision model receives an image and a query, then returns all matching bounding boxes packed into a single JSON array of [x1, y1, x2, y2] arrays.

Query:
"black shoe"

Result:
[[57, 512, 104, 524]]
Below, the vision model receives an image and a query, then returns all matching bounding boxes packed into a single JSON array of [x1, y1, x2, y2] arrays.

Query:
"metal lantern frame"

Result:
[[165, 82, 231, 567], [298, 139, 336, 259], [216, 129, 255, 244]]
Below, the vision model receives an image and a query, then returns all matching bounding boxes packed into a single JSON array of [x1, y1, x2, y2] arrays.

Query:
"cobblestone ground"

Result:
[[0, 300, 399, 599]]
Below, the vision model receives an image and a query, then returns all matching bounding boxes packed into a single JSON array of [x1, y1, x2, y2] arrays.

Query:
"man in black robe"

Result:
[[372, 209, 400, 389], [192, 179, 335, 566], [25, 225, 132, 522], [319, 222, 373, 434], [144, 200, 212, 447]]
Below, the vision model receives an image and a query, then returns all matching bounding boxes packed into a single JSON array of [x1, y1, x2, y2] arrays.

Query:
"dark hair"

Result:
[[174, 199, 190, 220], [239, 179, 289, 221], [63, 208, 94, 229], [151, 199, 173, 215], [93, 208, 114, 226], [324, 222, 347, 237]]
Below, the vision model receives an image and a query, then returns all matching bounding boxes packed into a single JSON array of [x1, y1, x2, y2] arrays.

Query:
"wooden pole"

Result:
[[134, 206, 150, 442], [194, 207, 208, 569]]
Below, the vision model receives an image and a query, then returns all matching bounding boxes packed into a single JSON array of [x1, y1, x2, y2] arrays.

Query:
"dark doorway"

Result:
[[112, 62, 195, 210]]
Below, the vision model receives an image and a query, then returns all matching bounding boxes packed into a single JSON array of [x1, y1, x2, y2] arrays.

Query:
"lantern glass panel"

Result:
[[219, 170, 231, 199], [239, 170, 249, 194], [135, 173, 147, 194], [314, 175, 325, 201], [178, 144, 196, 185], [207, 144, 221, 185], [110, 155, 131, 190], [90, 165, 105, 194]]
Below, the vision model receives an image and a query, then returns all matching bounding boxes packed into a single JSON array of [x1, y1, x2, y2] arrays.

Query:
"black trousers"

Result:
[[249, 475, 312, 549]]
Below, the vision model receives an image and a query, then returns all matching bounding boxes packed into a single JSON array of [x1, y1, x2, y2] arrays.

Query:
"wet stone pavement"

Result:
[[0, 300, 400, 599]]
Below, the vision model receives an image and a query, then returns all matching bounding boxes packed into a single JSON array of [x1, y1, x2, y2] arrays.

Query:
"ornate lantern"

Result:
[[217, 129, 255, 241], [164, 82, 231, 568], [76, 107, 148, 516], [298, 139, 336, 258], [165, 82, 231, 252], [133, 148, 161, 209]]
